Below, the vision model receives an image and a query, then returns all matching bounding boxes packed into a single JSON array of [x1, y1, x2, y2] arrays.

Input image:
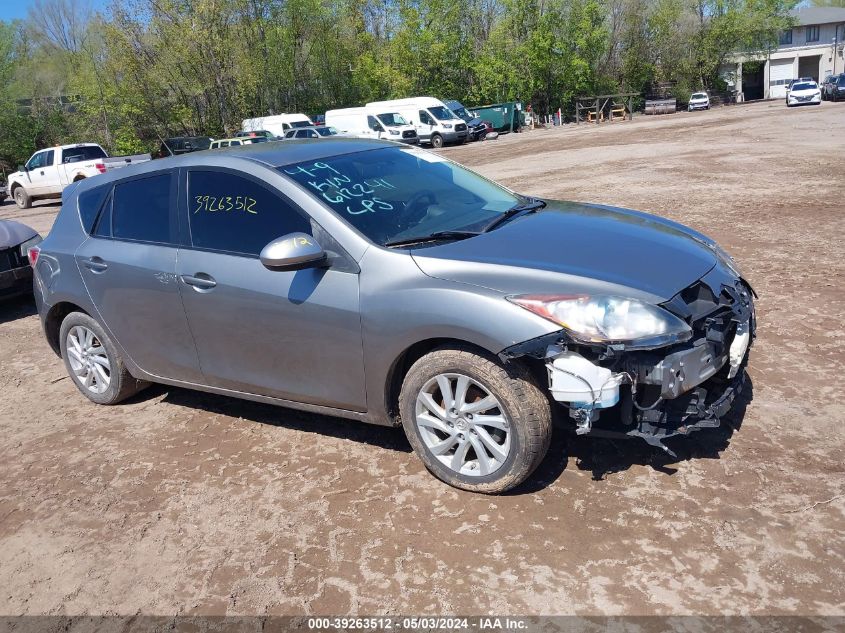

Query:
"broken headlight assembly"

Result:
[[507, 294, 692, 350]]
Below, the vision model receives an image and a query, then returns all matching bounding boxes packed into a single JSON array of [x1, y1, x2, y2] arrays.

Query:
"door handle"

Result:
[[180, 273, 217, 290], [82, 257, 108, 273], [40, 170, 45, 175]]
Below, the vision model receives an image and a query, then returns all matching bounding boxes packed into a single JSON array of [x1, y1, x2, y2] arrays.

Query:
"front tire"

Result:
[[429, 133, 444, 149], [13, 187, 31, 209], [59, 311, 148, 405], [399, 346, 552, 494]]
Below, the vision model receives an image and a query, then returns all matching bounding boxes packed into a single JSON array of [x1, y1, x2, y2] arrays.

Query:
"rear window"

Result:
[[111, 173, 175, 244], [62, 145, 107, 164], [78, 185, 111, 233]]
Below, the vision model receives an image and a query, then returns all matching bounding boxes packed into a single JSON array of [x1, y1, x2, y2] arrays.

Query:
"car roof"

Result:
[[72, 138, 400, 191]]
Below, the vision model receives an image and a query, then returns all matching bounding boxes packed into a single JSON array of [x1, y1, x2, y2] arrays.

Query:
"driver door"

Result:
[[23, 150, 55, 196], [176, 167, 367, 411], [417, 110, 435, 143]]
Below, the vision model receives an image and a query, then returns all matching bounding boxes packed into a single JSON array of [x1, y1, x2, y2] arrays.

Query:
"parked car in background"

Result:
[[235, 130, 275, 141], [687, 92, 710, 111], [366, 97, 468, 148], [155, 137, 213, 159], [0, 219, 41, 298], [325, 107, 419, 144], [444, 100, 488, 141], [242, 113, 314, 138], [282, 126, 341, 140], [786, 77, 814, 97], [33, 138, 755, 493], [7, 143, 151, 209], [209, 137, 267, 149], [0, 181, 7, 204], [312, 114, 326, 126], [786, 81, 822, 106], [827, 74, 845, 101], [820, 74, 837, 100]]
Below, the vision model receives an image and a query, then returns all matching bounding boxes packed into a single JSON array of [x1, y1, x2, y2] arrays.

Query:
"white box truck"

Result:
[[365, 97, 467, 148], [242, 113, 313, 138], [324, 107, 419, 144]]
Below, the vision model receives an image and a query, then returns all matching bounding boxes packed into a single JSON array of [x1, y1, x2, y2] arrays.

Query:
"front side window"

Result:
[[112, 173, 174, 244], [806, 25, 819, 42], [280, 146, 521, 247], [187, 170, 311, 256], [26, 152, 46, 170], [367, 116, 383, 132], [779, 29, 792, 45], [419, 110, 434, 125]]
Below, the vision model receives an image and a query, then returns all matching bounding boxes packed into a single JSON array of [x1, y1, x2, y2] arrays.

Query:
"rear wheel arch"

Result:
[[44, 302, 90, 356], [73, 174, 86, 182]]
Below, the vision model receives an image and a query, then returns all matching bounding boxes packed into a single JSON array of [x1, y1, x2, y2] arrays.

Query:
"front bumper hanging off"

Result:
[[502, 276, 756, 457]]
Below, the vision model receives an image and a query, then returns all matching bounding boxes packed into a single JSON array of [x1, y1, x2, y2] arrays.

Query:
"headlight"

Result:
[[388, 128, 400, 135], [441, 123, 453, 129], [19, 234, 42, 257], [508, 294, 692, 349]]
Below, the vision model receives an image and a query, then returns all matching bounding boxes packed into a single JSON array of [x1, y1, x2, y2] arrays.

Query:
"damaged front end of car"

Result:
[[501, 265, 756, 458]]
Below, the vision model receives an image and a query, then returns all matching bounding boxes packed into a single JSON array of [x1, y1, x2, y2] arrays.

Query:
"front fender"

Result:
[[358, 247, 557, 423]]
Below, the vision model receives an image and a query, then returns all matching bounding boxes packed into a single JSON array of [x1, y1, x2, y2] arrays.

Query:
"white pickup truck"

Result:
[[7, 143, 151, 209]]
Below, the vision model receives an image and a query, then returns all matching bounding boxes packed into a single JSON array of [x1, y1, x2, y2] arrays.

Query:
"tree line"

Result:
[[0, 0, 798, 168]]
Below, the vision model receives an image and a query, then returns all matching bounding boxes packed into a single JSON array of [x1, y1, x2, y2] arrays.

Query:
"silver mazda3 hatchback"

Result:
[[33, 139, 755, 493]]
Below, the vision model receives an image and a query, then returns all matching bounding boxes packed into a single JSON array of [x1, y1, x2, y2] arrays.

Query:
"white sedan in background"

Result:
[[786, 81, 822, 107], [688, 92, 710, 111]]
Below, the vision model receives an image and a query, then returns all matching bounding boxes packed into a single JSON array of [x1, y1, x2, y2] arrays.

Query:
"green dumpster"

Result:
[[467, 102, 524, 133]]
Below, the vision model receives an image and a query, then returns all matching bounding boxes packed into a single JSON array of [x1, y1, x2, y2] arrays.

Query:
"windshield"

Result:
[[280, 147, 521, 246], [377, 112, 408, 127], [315, 127, 338, 137], [793, 82, 816, 91], [429, 106, 457, 122], [62, 145, 107, 163], [691, 93, 707, 99], [449, 105, 471, 121]]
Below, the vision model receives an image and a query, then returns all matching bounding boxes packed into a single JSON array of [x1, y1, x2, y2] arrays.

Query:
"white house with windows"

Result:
[[724, 7, 845, 100]]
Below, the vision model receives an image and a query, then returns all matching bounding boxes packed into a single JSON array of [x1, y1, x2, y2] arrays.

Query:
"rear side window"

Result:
[[62, 145, 107, 164], [187, 170, 311, 256], [78, 185, 111, 233], [112, 173, 175, 244]]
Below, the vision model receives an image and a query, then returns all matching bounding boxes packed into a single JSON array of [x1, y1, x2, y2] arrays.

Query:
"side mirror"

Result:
[[260, 232, 326, 271], [18, 165, 26, 172]]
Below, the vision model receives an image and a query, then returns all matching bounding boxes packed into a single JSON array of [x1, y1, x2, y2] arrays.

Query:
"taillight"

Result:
[[27, 246, 40, 267], [95, 162, 106, 174]]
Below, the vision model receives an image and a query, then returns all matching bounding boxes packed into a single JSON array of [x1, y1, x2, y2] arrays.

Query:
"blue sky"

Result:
[[1, 0, 110, 23]]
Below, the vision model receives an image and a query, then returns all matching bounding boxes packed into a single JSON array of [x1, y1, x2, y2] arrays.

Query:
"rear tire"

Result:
[[59, 311, 149, 405], [13, 187, 31, 209], [429, 133, 443, 149], [399, 346, 552, 494]]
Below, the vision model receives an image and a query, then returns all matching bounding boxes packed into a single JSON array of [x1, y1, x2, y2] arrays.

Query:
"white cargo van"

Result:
[[242, 113, 313, 138], [365, 97, 467, 148], [325, 107, 419, 144]]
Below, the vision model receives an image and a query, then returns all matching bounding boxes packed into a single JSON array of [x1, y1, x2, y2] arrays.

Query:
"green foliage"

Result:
[[0, 0, 801, 160]]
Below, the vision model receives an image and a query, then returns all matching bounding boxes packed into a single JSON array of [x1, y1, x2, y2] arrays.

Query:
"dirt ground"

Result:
[[0, 101, 843, 617]]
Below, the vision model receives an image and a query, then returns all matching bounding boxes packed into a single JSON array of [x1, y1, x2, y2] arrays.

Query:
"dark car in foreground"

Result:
[[32, 139, 755, 493], [1, 220, 41, 298]]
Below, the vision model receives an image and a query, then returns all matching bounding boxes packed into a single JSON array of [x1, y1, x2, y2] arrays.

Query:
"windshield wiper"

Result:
[[384, 230, 479, 248], [482, 198, 547, 233]]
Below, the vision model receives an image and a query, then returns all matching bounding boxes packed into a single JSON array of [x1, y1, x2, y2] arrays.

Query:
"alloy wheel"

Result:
[[66, 325, 111, 394], [414, 373, 511, 477]]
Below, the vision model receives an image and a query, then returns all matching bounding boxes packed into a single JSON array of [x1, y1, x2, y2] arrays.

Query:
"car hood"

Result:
[[0, 219, 39, 248], [411, 201, 718, 302]]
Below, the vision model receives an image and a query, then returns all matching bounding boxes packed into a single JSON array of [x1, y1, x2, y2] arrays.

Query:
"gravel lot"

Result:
[[1, 101, 843, 616]]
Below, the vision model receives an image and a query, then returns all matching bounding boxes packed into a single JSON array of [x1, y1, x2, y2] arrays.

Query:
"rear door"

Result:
[[75, 171, 203, 382], [175, 167, 366, 410]]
